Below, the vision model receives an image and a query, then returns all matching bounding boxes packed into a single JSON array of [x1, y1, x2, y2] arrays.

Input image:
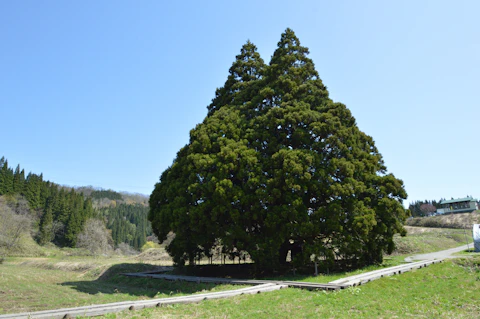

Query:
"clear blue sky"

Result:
[[1, 1, 478, 205]]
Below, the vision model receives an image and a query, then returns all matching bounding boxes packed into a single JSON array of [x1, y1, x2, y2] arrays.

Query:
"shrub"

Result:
[[141, 241, 161, 252]]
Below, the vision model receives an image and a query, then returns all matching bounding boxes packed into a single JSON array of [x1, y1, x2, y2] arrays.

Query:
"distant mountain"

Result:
[[73, 186, 151, 250], [74, 186, 148, 208]]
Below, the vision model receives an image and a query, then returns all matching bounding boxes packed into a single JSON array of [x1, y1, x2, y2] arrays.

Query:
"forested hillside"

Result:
[[102, 203, 150, 250], [0, 156, 151, 253], [73, 186, 151, 249], [0, 157, 95, 247]]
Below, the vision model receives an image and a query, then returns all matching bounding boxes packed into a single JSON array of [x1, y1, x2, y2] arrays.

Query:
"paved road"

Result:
[[404, 243, 473, 262]]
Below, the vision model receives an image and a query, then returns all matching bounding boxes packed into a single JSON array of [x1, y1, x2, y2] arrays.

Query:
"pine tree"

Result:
[[12, 164, 25, 194], [25, 173, 41, 210], [83, 197, 94, 219], [63, 190, 88, 247], [0, 157, 5, 195], [39, 208, 54, 245], [207, 41, 265, 116], [0, 159, 14, 195]]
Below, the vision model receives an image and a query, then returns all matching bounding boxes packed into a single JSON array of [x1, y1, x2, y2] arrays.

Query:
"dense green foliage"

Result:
[[101, 203, 151, 250], [149, 29, 408, 270]]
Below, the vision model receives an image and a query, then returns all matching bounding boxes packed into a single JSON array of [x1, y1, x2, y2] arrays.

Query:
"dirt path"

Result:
[[404, 243, 472, 262]]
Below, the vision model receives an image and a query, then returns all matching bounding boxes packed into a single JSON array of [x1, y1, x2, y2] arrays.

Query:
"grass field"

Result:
[[392, 226, 473, 255], [96, 256, 480, 319], [0, 259, 240, 314], [0, 226, 478, 318], [86, 257, 480, 319]]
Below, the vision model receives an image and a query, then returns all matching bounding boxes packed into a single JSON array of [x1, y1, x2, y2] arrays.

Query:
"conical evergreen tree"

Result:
[[25, 173, 42, 210], [0, 157, 5, 195], [208, 41, 265, 115], [0, 159, 14, 195], [39, 208, 54, 245], [149, 29, 408, 270], [0, 157, 3, 195], [83, 197, 94, 219], [63, 190, 91, 247], [151, 42, 266, 265], [12, 164, 25, 194]]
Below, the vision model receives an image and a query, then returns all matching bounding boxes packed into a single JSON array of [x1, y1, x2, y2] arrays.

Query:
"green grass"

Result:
[[90, 257, 480, 319], [1, 226, 477, 317], [262, 226, 473, 284], [260, 255, 407, 283], [0, 259, 241, 314], [392, 226, 473, 255], [0, 254, 409, 315]]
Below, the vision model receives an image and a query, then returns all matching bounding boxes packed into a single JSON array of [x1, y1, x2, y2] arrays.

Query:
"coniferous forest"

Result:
[[102, 203, 150, 250], [0, 156, 151, 251]]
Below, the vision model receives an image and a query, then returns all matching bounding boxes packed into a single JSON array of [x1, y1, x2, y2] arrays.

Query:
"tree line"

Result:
[[0, 156, 151, 252], [149, 29, 408, 271], [408, 200, 441, 217]]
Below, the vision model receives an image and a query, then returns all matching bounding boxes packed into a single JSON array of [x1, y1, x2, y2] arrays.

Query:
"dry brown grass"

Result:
[[404, 225, 448, 234], [19, 260, 101, 272], [135, 248, 173, 264], [406, 211, 480, 229]]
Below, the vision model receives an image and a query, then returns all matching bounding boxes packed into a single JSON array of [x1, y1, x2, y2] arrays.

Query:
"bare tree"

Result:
[[76, 219, 114, 255], [420, 203, 437, 216], [0, 200, 31, 256]]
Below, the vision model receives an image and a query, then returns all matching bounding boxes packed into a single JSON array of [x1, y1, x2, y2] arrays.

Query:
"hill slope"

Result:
[[406, 211, 480, 229]]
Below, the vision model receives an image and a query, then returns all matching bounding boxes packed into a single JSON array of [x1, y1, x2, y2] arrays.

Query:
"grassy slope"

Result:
[[406, 211, 480, 229], [92, 258, 480, 319], [392, 226, 473, 255]]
